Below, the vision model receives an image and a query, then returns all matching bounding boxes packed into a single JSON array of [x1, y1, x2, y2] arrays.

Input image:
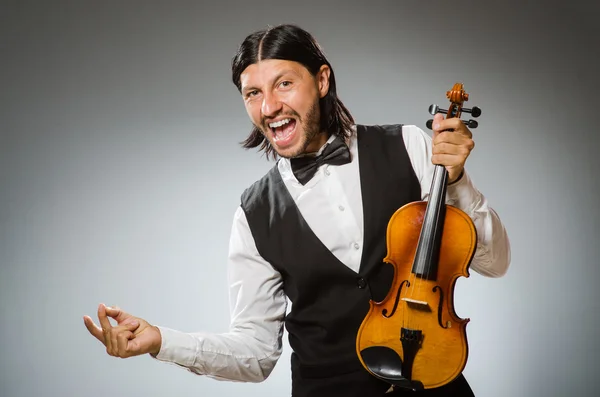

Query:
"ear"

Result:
[[316, 65, 331, 98]]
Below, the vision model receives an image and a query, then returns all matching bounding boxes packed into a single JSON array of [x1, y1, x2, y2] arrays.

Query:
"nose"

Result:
[[261, 92, 282, 118]]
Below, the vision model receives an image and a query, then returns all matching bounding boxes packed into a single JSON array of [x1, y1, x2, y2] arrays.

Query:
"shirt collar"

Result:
[[278, 134, 336, 183], [278, 129, 356, 186]]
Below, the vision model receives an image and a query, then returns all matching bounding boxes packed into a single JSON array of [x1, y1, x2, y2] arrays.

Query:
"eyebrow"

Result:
[[242, 68, 300, 94]]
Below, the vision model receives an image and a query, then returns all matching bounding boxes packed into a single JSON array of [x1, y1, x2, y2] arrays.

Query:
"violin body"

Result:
[[356, 201, 476, 389], [356, 83, 481, 391]]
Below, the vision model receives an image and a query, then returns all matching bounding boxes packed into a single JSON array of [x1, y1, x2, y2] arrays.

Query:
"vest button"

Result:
[[357, 277, 367, 289]]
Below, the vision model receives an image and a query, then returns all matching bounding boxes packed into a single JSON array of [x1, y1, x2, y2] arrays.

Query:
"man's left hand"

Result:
[[431, 113, 475, 184]]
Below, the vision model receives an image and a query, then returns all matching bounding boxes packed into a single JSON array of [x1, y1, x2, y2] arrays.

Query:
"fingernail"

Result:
[[433, 123, 440, 130]]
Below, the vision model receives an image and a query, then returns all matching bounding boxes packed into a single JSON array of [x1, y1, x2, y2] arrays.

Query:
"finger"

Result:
[[97, 304, 113, 330], [432, 139, 474, 157], [442, 117, 472, 138], [434, 117, 473, 139], [432, 142, 460, 156], [117, 329, 135, 358], [97, 304, 114, 352], [111, 321, 139, 357], [433, 114, 459, 129], [431, 153, 464, 167], [433, 131, 474, 149], [105, 305, 130, 324], [83, 315, 105, 344], [453, 123, 472, 139], [433, 130, 461, 146]]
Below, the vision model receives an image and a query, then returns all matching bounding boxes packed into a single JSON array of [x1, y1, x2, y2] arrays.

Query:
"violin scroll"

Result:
[[425, 83, 481, 130]]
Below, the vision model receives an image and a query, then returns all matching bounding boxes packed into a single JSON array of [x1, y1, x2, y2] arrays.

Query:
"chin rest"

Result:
[[360, 346, 424, 392]]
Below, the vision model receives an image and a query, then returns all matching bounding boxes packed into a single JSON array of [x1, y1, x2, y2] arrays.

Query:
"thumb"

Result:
[[105, 305, 133, 324], [122, 318, 140, 331], [432, 113, 445, 138], [432, 113, 444, 127]]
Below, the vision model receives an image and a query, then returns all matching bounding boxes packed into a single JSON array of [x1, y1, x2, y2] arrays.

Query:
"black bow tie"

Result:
[[290, 137, 351, 185]]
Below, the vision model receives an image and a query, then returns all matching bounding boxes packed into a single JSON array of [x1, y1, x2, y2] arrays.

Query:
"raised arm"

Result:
[[402, 121, 511, 278]]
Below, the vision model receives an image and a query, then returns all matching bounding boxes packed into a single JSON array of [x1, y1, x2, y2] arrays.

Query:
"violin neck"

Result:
[[412, 164, 448, 279]]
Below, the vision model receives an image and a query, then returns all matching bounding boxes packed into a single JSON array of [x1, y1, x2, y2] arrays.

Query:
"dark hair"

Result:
[[231, 24, 354, 159]]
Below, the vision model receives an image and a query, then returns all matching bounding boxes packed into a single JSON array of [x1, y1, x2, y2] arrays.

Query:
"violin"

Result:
[[356, 83, 482, 391]]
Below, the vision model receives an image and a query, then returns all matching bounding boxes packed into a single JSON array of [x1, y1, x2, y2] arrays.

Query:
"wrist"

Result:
[[149, 326, 163, 356], [448, 169, 464, 185]]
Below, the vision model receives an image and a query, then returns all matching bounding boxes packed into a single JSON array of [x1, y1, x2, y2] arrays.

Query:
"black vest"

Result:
[[240, 124, 422, 396]]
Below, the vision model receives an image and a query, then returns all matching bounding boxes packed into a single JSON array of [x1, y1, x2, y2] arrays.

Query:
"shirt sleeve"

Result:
[[152, 206, 287, 382], [402, 124, 511, 278]]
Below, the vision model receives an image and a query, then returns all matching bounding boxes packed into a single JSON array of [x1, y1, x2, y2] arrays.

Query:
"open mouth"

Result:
[[269, 118, 297, 146]]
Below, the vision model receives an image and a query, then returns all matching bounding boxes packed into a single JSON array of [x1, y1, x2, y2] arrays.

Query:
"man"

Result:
[[84, 24, 510, 396]]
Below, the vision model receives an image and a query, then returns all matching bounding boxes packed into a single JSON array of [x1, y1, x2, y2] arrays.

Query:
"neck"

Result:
[[304, 130, 331, 154]]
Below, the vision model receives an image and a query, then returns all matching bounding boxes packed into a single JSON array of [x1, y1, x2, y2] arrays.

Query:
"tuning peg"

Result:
[[428, 104, 447, 115], [426, 119, 479, 130], [462, 106, 482, 118], [464, 119, 478, 128]]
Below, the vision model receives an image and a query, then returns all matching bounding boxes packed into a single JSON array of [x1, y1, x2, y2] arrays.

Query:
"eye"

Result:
[[245, 90, 259, 99], [279, 81, 292, 88]]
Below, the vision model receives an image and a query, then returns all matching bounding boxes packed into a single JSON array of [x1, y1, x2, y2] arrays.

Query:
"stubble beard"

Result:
[[261, 99, 324, 159]]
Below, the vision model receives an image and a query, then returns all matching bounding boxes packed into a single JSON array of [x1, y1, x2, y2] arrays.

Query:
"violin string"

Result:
[[410, 205, 429, 330], [403, 248, 416, 331], [416, 172, 439, 328], [407, 202, 428, 331], [417, 165, 446, 332], [413, 214, 426, 330], [405, 104, 457, 334], [407, 261, 416, 332], [422, 137, 452, 334]]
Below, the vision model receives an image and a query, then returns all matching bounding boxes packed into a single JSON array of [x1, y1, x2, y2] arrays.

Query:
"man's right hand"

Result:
[[83, 303, 162, 358]]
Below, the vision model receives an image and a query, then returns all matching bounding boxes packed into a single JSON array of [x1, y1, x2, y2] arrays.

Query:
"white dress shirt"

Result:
[[153, 124, 511, 383]]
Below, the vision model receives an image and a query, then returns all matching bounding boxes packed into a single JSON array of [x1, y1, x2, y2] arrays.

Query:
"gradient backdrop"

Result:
[[1, 1, 599, 396]]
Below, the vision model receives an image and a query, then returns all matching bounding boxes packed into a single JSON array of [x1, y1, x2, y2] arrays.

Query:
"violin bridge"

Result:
[[401, 298, 432, 312]]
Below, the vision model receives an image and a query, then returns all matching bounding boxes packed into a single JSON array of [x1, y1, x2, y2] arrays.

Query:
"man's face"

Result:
[[240, 59, 330, 158]]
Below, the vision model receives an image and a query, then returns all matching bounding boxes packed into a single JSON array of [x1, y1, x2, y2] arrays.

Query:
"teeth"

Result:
[[269, 118, 291, 128], [273, 127, 294, 142]]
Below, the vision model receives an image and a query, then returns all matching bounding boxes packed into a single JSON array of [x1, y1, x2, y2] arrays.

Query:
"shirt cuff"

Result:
[[445, 171, 481, 214], [152, 326, 202, 370]]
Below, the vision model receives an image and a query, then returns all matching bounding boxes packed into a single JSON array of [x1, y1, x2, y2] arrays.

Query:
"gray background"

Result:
[[1, 0, 599, 396]]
